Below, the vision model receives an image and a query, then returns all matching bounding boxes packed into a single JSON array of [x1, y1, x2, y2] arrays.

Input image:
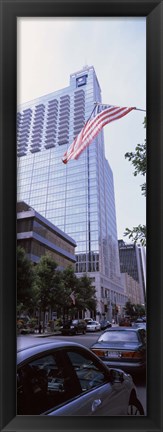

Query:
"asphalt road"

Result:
[[17, 332, 146, 414]]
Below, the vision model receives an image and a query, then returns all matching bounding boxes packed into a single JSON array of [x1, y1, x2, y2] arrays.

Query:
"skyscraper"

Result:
[[17, 65, 127, 319], [118, 240, 146, 304]]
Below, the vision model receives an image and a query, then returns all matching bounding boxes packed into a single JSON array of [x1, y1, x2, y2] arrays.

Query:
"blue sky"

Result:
[[17, 17, 146, 241]]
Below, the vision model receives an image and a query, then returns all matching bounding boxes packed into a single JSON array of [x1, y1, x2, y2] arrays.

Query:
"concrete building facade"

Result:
[[17, 201, 76, 269], [118, 239, 146, 305]]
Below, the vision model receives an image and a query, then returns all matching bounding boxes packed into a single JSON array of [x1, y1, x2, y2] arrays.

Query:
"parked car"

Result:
[[135, 317, 146, 323], [60, 319, 86, 335], [119, 317, 132, 327], [100, 320, 112, 330], [91, 327, 146, 376], [17, 340, 144, 415], [86, 320, 101, 332], [132, 322, 146, 330], [84, 318, 94, 323]]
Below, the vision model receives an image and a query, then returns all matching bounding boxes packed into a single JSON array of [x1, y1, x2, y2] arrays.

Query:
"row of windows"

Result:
[[46, 212, 85, 221], [18, 85, 95, 114], [17, 112, 94, 133], [17, 108, 87, 128], [45, 212, 98, 224], [17, 195, 98, 220], [76, 262, 99, 272], [75, 239, 99, 250], [33, 221, 75, 254], [17, 114, 87, 130], [17, 147, 83, 166], [46, 193, 97, 204], [69, 232, 99, 242]]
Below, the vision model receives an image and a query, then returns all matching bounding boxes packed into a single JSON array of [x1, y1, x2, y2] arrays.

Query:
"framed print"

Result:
[[0, 0, 163, 431]]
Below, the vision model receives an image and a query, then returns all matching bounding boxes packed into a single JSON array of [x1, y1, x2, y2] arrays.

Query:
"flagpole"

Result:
[[135, 108, 146, 112], [87, 103, 98, 122], [94, 102, 146, 112]]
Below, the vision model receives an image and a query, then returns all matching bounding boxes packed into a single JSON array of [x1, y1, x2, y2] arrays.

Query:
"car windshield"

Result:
[[88, 321, 96, 325], [98, 331, 138, 343]]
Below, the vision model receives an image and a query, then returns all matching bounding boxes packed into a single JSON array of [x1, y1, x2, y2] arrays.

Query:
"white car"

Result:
[[86, 320, 101, 332], [17, 340, 144, 415]]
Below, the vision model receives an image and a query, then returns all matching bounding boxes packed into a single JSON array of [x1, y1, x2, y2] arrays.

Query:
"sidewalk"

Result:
[[34, 329, 62, 338]]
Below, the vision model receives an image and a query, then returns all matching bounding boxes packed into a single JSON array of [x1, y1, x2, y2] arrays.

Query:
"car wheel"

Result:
[[128, 398, 144, 415]]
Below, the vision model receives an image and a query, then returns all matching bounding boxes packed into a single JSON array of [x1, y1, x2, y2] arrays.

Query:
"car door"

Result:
[[17, 349, 81, 415], [49, 347, 129, 416]]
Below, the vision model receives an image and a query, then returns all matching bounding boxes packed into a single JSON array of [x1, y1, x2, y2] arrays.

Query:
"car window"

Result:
[[17, 351, 77, 415], [67, 349, 108, 392], [98, 331, 138, 343]]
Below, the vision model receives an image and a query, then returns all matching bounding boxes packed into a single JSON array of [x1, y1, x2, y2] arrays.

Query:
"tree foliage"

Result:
[[17, 250, 97, 322], [124, 225, 146, 246], [124, 117, 146, 245], [34, 255, 58, 330], [124, 299, 145, 318], [17, 246, 35, 311], [75, 274, 97, 312], [52, 267, 97, 319]]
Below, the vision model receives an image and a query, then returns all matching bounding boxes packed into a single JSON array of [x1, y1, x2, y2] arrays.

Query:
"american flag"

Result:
[[62, 104, 136, 164]]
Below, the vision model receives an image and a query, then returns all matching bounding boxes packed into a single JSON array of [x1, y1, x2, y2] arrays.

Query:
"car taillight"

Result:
[[91, 349, 105, 357], [121, 351, 143, 359]]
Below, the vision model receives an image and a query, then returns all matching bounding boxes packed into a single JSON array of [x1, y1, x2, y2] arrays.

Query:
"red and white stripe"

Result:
[[62, 105, 136, 164]]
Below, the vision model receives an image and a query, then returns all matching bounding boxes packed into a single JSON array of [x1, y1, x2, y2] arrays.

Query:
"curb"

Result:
[[34, 332, 62, 338]]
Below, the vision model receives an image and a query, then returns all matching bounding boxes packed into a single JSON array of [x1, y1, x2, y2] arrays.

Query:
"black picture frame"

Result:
[[0, 0, 163, 431]]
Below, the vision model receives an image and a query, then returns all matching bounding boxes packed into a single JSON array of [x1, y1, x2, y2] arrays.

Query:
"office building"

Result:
[[118, 239, 146, 304], [17, 65, 127, 319], [121, 273, 142, 305], [17, 201, 76, 269]]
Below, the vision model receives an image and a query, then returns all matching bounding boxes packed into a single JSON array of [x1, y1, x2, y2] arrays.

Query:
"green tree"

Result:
[[124, 300, 135, 318], [62, 268, 97, 318], [124, 300, 145, 319], [50, 270, 66, 317], [76, 274, 97, 313], [61, 266, 79, 319], [124, 117, 146, 245], [52, 267, 97, 320], [34, 255, 57, 331], [134, 303, 146, 317], [17, 246, 35, 313]]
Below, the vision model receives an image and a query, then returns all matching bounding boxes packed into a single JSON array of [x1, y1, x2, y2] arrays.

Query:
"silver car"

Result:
[[17, 340, 144, 416]]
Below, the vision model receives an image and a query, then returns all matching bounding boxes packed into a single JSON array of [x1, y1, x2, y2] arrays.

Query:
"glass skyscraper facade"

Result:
[[118, 240, 146, 304], [17, 65, 127, 318]]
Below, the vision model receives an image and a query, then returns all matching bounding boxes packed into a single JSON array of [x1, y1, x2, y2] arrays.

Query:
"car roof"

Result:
[[17, 340, 89, 365], [87, 320, 96, 324], [103, 327, 141, 332]]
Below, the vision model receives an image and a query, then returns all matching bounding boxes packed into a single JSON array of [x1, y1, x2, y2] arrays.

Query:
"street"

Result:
[[17, 332, 146, 414]]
